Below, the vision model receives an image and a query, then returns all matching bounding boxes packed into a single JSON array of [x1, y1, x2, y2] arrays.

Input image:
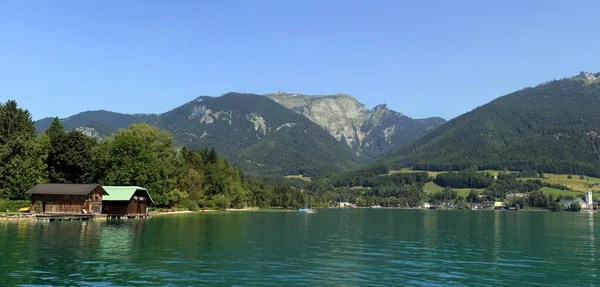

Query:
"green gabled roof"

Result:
[[102, 186, 154, 204]]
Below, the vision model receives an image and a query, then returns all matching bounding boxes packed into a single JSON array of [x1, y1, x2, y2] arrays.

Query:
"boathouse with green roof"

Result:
[[101, 186, 154, 217]]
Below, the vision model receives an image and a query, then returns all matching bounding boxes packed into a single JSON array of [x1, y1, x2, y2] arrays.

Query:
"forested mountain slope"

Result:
[[35, 111, 158, 140], [387, 72, 600, 176], [153, 93, 362, 176]]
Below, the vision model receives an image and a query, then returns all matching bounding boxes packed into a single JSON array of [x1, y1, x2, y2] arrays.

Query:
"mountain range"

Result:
[[265, 92, 445, 159], [385, 71, 600, 176], [35, 71, 600, 177], [35, 93, 442, 176]]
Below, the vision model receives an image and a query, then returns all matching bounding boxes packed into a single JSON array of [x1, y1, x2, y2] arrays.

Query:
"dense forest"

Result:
[[1, 100, 312, 210], [385, 74, 600, 177]]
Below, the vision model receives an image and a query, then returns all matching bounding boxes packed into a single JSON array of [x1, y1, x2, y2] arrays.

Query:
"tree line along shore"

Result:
[[1, 100, 598, 215]]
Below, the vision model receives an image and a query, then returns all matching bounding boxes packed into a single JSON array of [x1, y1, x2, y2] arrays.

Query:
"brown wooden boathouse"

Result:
[[102, 186, 153, 218], [26, 184, 108, 215]]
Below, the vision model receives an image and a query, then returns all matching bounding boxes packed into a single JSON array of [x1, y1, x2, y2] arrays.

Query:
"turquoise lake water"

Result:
[[1, 209, 598, 286]]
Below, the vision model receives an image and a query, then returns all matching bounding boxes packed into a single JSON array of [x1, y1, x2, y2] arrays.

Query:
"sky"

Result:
[[1, 0, 599, 121]]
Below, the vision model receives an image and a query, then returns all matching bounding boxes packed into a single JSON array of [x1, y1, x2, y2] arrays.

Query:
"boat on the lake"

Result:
[[298, 208, 317, 213]]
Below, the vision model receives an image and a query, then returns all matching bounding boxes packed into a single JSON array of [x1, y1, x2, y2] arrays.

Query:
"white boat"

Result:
[[298, 208, 317, 213]]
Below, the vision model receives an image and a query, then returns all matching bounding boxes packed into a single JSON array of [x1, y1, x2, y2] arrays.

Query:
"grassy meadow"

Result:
[[424, 181, 481, 198], [518, 173, 600, 192], [388, 169, 597, 197], [283, 174, 312, 182]]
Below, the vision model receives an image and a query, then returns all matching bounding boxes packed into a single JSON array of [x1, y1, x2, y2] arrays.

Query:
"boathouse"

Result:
[[26, 184, 107, 214], [101, 186, 153, 217]]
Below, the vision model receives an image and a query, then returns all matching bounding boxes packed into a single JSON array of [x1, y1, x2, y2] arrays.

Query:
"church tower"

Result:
[[584, 189, 593, 209]]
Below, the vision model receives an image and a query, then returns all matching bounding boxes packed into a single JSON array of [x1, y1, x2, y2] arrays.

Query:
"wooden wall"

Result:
[[30, 186, 105, 214], [102, 190, 150, 216]]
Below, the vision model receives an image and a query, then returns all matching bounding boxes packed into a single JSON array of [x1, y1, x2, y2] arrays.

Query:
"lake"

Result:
[[1, 209, 598, 286]]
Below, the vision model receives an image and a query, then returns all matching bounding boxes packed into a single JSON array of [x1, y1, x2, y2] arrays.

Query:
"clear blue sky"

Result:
[[1, 0, 599, 120]]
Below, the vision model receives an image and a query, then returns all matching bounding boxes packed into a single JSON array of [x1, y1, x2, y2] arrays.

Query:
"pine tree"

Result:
[[0, 100, 40, 199], [45, 117, 64, 141]]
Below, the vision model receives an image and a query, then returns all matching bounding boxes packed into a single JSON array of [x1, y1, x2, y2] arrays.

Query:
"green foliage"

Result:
[[569, 201, 581, 212], [0, 199, 30, 212], [213, 194, 230, 211], [35, 111, 158, 137], [45, 117, 64, 141], [37, 93, 362, 177], [0, 100, 36, 145], [466, 189, 480, 203], [549, 201, 564, 212], [431, 187, 458, 203], [48, 130, 96, 183], [92, 123, 182, 206], [165, 189, 188, 208], [0, 100, 43, 200], [434, 172, 493, 189], [387, 77, 600, 177]]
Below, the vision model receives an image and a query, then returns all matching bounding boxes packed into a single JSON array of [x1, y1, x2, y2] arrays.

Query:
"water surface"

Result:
[[1, 209, 598, 286]]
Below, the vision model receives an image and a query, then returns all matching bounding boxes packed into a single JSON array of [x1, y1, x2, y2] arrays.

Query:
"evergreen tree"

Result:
[[0, 100, 41, 200], [45, 117, 64, 141]]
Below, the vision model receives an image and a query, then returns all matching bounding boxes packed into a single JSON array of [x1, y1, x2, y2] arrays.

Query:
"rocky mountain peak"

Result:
[[373, 104, 388, 112], [579, 71, 598, 81], [264, 92, 445, 158]]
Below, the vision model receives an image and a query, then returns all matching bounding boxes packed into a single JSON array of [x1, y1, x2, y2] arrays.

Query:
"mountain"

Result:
[[35, 111, 158, 140], [386, 72, 600, 176], [153, 93, 361, 176], [36, 93, 361, 176], [264, 92, 445, 159]]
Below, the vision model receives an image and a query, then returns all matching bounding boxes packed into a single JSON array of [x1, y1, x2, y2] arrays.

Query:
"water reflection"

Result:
[[1, 211, 599, 286], [588, 213, 596, 278]]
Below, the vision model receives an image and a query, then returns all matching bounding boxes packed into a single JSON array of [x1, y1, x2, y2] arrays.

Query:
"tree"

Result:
[[92, 124, 182, 206], [466, 189, 480, 203], [569, 201, 581, 212], [549, 201, 563, 212], [45, 117, 64, 141], [0, 100, 36, 146], [213, 194, 230, 211], [568, 174, 573, 179], [178, 168, 205, 205], [580, 175, 585, 180], [47, 130, 95, 183], [0, 100, 41, 200], [165, 188, 188, 208]]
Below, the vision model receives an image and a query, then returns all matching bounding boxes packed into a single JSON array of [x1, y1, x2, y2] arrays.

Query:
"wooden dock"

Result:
[[104, 214, 150, 219], [35, 214, 95, 221]]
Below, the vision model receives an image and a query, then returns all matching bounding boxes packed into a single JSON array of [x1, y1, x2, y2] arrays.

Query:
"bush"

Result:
[[549, 201, 563, 212], [569, 202, 581, 212], [180, 199, 199, 211], [0, 199, 30, 212], [213, 194, 230, 211]]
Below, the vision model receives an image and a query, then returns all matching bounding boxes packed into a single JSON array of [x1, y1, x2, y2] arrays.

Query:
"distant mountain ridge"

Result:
[[35, 111, 159, 140], [153, 93, 362, 176], [35, 94, 364, 176], [384, 71, 600, 176], [264, 92, 445, 158], [35, 92, 444, 175]]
